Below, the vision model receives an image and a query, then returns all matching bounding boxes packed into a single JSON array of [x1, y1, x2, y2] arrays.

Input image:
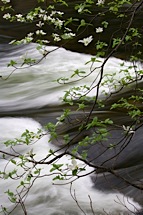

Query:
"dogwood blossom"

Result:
[[78, 35, 93, 46], [3, 13, 11, 20], [123, 125, 135, 135], [51, 10, 64, 16], [54, 18, 64, 29], [52, 33, 61, 42], [15, 14, 25, 22], [96, 27, 103, 33], [15, 14, 22, 18], [1, 0, 10, 3], [78, 7, 83, 13], [46, 16, 55, 23], [25, 33, 34, 43], [68, 159, 84, 171], [39, 8, 46, 14], [62, 32, 76, 40], [26, 14, 34, 21], [43, 14, 49, 21], [40, 40, 50, 44], [36, 30, 46, 35], [9, 40, 16, 45], [27, 32, 34, 37], [96, 0, 105, 6], [36, 21, 44, 28]]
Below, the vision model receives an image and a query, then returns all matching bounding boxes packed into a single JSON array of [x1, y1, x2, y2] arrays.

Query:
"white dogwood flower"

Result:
[[123, 125, 135, 135], [78, 7, 83, 13], [26, 14, 34, 21], [68, 159, 84, 171], [40, 40, 50, 44], [9, 40, 16, 45], [36, 21, 44, 28], [54, 18, 64, 29], [46, 16, 55, 23], [56, 11, 64, 16], [3, 13, 11, 19], [27, 32, 34, 37], [15, 14, 25, 22], [15, 14, 22, 18], [78, 35, 93, 46], [96, 27, 103, 33], [36, 30, 46, 35], [1, 0, 10, 3], [96, 0, 105, 6], [62, 32, 76, 39], [52, 33, 61, 42]]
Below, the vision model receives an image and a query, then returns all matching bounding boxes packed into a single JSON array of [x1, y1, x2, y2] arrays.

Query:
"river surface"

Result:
[[0, 43, 142, 215], [0, 43, 136, 111]]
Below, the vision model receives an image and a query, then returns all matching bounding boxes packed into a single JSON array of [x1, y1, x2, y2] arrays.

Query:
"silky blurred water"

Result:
[[0, 117, 141, 215], [0, 43, 140, 111], [0, 43, 142, 215]]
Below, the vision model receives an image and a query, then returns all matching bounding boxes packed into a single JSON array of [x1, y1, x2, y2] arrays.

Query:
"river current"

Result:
[[0, 43, 142, 215], [0, 43, 138, 111]]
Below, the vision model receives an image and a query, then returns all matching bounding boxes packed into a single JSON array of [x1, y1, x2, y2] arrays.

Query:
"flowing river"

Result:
[[0, 43, 143, 215], [0, 43, 134, 111]]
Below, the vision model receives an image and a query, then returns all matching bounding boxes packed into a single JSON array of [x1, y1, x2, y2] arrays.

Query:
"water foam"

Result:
[[0, 43, 142, 111], [0, 117, 141, 215]]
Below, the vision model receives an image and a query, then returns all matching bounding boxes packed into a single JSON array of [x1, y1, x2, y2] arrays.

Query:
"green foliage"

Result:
[[5, 190, 17, 203], [75, 0, 94, 14], [56, 109, 71, 125], [108, 0, 131, 14], [53, 175, 65, 180], [77, 102, 87, 110], [112, 38, 122, 48], [45, 122, 57, 140], [50, 163, 64, 172], [70, 69, 86, 78], [77, 19, 93, 31], [96, 41, 108, 50], [86, 117, 113, 129], [111, 97, 143, 119], [4, 129, 43, 147], [23, 57, 36, 65], [0, 5, 12, 11], [7, 60, 17, 67], [101, 21, 108, 28], [53, 0, 68, 7]]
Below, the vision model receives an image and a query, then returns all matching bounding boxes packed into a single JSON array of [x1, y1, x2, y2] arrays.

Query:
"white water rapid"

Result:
[[0, 117, 141, 215], [0, 43, 141, 111], [0, 43, 142, 214]]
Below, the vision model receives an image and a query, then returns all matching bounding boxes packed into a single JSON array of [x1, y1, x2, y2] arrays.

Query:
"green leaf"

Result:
[[112, 38, 122, 48], [77, 103, 86, 110], [101, 21, 108, 28], [53, 0, 68, 6], [10, 159, 16, 165], [50, 164, 63, 172], [104, 118, 113, 125], [72, 168, 78, 176], [53, 175, 64, 180], [7, 60, 17, 67]]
